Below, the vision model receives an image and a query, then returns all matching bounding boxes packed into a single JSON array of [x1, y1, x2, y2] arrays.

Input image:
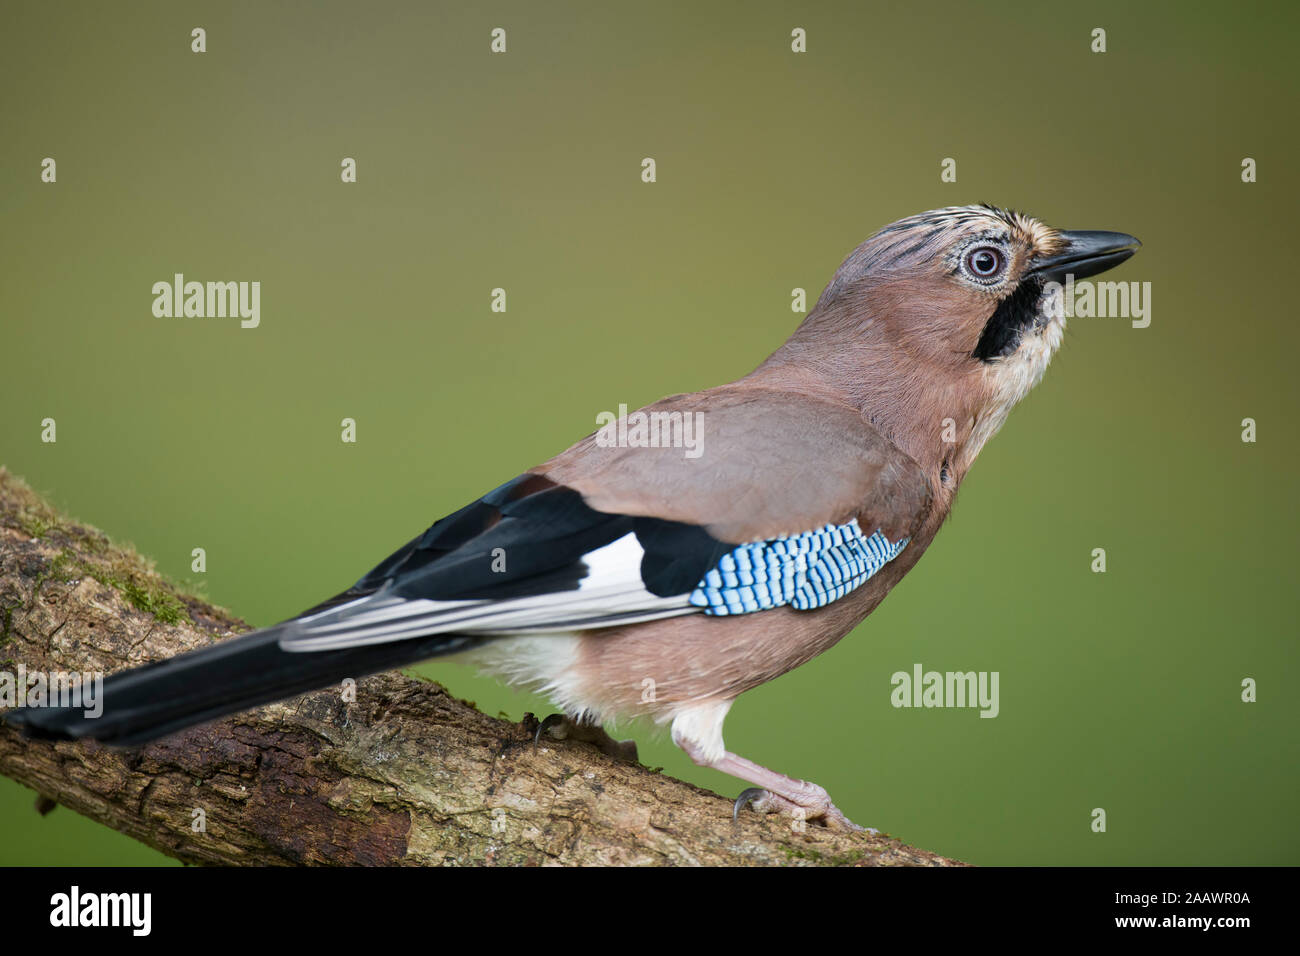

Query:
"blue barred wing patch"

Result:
[[688, 520, 907, 616]]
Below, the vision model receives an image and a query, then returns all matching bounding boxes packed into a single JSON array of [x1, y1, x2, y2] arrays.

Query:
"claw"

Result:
[[532, 713, 639, 762], [733, 787, 767, 820], [533, 713, 568, 752], [731, 785, 870, 831]]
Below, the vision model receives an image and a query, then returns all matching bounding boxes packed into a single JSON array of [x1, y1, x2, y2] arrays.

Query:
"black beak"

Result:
[[1030, 230, 1141, 283]]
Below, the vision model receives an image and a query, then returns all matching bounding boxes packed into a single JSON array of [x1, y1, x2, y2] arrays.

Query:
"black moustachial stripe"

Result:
[[972, 276, 1044, 362]]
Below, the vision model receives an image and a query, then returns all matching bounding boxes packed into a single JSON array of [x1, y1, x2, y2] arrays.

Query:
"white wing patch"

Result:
[[279, 533, 695, 653]]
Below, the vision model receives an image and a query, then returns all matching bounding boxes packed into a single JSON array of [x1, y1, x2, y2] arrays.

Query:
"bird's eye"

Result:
[[964, 246, 1005, 280]]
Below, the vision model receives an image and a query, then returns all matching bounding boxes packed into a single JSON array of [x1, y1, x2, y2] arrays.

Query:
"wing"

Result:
[[534, 384, 931, 542], [281, 386, 931, 653]]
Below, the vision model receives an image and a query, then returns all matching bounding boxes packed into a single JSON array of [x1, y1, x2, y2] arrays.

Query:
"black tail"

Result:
[[2, 624, 482, 747]]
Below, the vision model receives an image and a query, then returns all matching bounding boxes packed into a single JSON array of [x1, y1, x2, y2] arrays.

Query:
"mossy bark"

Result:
[[0, 467, 964, 866]]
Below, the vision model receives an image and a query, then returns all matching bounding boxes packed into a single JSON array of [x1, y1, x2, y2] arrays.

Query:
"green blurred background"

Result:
[[1, 0, 1296, 865]]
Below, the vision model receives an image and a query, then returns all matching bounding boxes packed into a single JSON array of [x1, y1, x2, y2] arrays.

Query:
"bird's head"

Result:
[[755, 204, 1140, 484]]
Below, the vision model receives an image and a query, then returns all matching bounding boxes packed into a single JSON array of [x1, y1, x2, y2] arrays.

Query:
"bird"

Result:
[[5, 205, 1139, 830]]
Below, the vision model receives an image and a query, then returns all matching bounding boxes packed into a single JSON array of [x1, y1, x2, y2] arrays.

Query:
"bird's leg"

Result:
[[678, 741, 868, 832], [534, 712, 638, 762]]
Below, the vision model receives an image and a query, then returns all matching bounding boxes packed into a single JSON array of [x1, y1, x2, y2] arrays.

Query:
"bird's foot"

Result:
[[732, 785, 873, 833], [534, 713, 639, 762]]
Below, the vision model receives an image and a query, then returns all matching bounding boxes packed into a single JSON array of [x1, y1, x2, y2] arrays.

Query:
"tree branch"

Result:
[[0, 467, 963, 866]]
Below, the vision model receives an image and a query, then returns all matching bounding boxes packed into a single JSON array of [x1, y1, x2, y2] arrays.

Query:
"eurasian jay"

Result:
[[7, 205, 1140, 829]]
